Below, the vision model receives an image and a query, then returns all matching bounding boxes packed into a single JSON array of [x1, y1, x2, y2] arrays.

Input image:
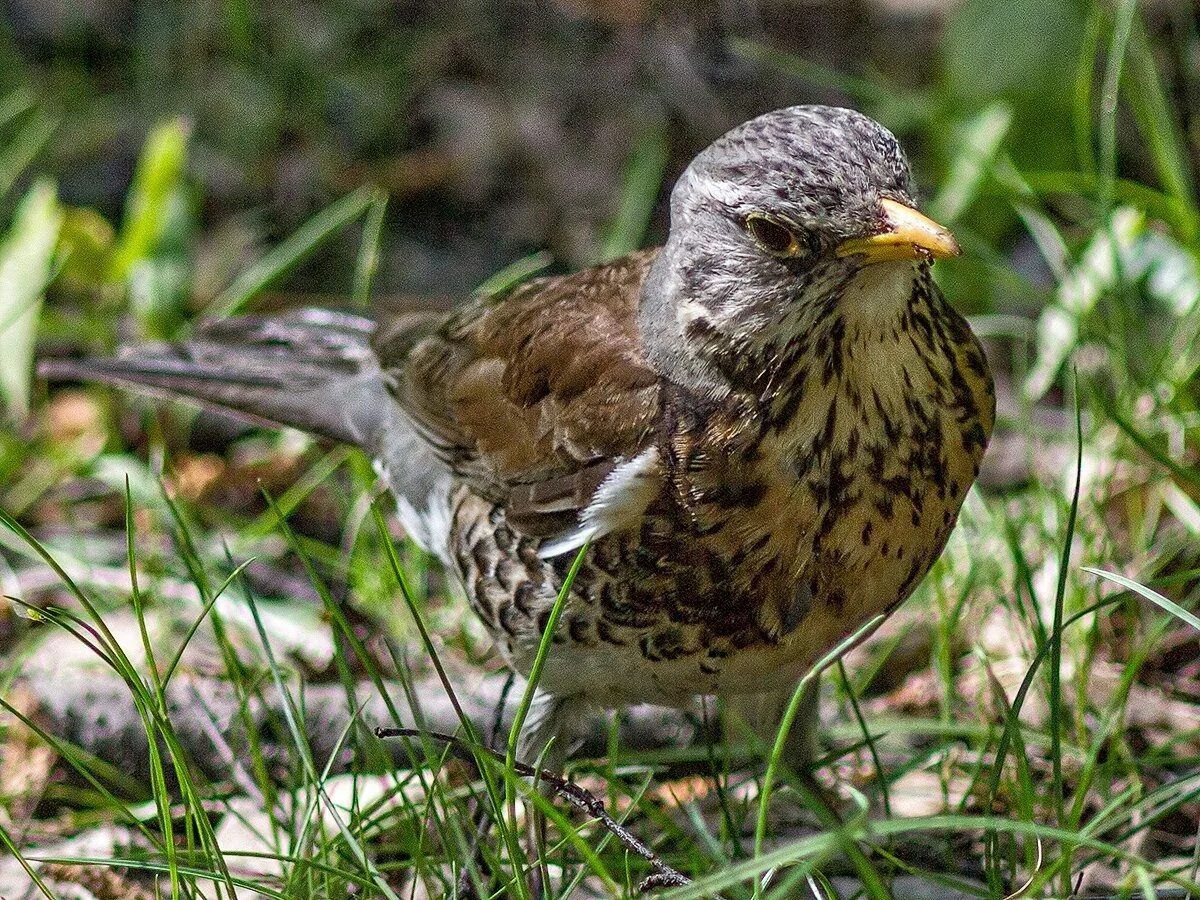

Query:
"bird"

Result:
[[41, 105, 994, 768]]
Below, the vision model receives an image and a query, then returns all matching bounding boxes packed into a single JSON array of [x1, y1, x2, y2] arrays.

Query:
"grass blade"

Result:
[[930, 103, 1012, 224], [475, 250, 553, 299], [107, 117, 191, 282], [1123, 14, 1196, 233], [598, 127, 667, 263], [351, 189, 388, 306], [0, 179, 61, 420], [210, 185, 376, 318], [1083, 567, 1200, 633], [505, 543, 589, 768], [0, 109, 56, 200], [1044, 384, 1084, 893]]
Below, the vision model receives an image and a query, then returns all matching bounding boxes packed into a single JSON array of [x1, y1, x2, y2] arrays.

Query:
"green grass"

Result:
[[2, 1, 1200, 897]]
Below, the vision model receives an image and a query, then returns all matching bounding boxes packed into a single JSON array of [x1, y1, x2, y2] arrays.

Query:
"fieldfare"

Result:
[[42, 105, 994, 764]]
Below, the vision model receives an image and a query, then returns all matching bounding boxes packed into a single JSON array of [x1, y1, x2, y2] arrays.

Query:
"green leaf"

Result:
[[0, 179, 62, 420], [475, 250, 553, 300], [930, 103, 1012, 224], [108, 117, 194, 337], [1084, 567, 1200, 633], [0, 107, 56, 201], [1122, 16, 1195, 234], [351, 189, 388, 307], [598, 126, 667, 263], [108, 117, 192, 281], [210, 185, 376, 318]]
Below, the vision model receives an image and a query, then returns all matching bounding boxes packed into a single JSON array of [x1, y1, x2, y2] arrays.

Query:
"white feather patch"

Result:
[[537, 447, 662, 559], [392, 476, 455, 567]]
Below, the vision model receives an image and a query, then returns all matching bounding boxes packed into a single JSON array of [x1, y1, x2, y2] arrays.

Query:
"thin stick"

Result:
[[375, 726, 690, 891]]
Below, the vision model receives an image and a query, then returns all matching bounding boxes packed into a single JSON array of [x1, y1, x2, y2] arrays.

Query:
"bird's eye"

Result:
[[745, 213, 802, 256]]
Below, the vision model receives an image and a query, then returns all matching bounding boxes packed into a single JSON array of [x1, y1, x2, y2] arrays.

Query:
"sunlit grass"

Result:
[[1, 0, 1199, 896]]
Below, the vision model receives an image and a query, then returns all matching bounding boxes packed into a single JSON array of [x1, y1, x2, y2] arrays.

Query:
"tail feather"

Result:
[[39, 309, 392, 448]]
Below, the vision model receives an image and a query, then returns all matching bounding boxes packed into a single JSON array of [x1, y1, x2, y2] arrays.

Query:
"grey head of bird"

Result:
[[638, 105, 960, 392]]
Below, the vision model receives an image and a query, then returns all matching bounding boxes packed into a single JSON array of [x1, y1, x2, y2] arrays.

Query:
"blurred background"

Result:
[[2, 2, 1200, 897], [0, 0, 1191, 308]]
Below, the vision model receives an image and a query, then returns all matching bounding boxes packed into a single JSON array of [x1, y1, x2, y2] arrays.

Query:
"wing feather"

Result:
[[374, 249, 663, 533]]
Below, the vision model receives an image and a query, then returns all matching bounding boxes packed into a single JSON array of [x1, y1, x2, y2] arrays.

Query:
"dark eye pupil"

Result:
[[748, 217, 795, 254]]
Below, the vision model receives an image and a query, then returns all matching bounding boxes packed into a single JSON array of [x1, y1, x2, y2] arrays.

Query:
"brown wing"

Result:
[[373, 249, 662, 531]]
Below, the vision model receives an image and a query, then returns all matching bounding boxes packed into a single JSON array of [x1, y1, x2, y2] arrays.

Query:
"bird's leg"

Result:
[[456, 671, 520, 899], [517, 691, 589, 897], [722, 675, 821, 773], [517, 690, 589, 770], [723, 677, 853, 833]]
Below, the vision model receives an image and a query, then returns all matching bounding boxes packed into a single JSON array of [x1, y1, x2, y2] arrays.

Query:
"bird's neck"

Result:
[[745, 262, 952, 432], [641, 247, 943, 404], [637, 245, 736, 400]]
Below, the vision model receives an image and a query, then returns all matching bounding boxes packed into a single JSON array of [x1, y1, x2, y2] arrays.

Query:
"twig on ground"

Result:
[[375, 725, 691, 892]]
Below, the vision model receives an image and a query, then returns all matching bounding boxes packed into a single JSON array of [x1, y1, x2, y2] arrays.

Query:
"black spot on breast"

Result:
[[597, 619, 627, 646], [966, 345, 989, 377], [826, 458, 853, 508], [548, 552, 577, 580], [711, 478, 768, 510], [882, 474, 913, 501], [898, 556, 925, 597], [846, 427, 861, 458], [779, 582, 813, 634], [568, 616, 594, 646], [513, 581, 536, 615], [826, 588, 847, 615], [963, 422, 988, 453]]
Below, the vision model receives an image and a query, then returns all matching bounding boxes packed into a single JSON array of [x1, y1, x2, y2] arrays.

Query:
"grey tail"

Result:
[[39, 309, 399, 450]]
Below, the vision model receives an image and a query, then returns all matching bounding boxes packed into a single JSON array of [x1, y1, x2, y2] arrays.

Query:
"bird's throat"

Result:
[[839, 259, 926, 328]]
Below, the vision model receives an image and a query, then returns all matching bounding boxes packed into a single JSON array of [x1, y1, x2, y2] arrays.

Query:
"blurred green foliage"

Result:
[[942, 0, 1085, 169], [0, 177, 61, 419], [0, 2, 1199, 895], [108, 116, 193, 337]]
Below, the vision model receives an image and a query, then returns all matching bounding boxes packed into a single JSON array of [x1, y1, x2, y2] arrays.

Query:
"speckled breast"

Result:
[[447, 301, 994, 707]]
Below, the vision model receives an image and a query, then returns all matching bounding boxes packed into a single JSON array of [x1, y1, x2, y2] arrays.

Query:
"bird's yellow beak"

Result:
[[835, 198, 960, 265]]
